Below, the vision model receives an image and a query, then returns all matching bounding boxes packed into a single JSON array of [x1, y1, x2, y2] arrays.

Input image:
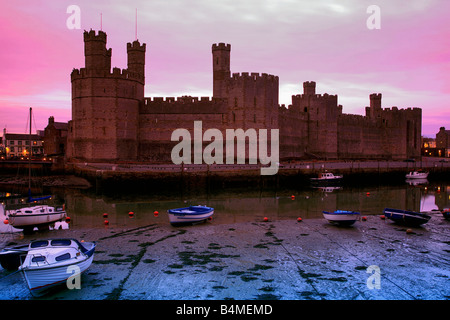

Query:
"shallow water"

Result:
[[1, 179, 448, 232]]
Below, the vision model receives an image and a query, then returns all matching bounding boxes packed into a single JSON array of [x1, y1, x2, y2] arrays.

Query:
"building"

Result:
[[436, 127, 450, 158], [67, 30, 422, 163], [44, 116, 68, 156], [422, 137, 437, 157], [2, 128, 44, 159]]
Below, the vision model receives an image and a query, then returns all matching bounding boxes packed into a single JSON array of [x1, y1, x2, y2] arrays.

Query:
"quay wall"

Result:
[[66, 160, 450, 191]]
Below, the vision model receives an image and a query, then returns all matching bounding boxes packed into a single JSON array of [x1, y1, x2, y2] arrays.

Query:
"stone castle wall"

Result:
[[67, 30, 422, 164]]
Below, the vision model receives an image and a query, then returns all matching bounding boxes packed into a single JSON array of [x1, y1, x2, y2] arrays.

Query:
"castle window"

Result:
[[254, 114, 256, 123], [216, 58, 219, 65], [304, 107, 308, 112], [232, 112, 235, 123], [254, 97, 257, 107], [234, 97, 238, 108]]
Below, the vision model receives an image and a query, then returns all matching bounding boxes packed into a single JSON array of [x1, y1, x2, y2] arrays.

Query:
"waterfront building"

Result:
[[2, 128, 44, 159], [44, 116, 68, 157], [436, 127, 450, 158]]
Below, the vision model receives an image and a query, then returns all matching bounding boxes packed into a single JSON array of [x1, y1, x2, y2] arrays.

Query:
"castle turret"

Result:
[[368, 93, 382, 118], [127, 40, 146, 85], [83, 30, 111, 73], [212, 43, 231, 98], [303, 81, 316, 95]]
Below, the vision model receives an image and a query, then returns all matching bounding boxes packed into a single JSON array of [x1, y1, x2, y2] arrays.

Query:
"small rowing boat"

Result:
[[167, 205, 214, 225], [383, 208, 431, 226], [322, 210, 360, 226]]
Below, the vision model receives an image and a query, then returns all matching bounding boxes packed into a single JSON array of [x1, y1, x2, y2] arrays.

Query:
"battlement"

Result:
[[127, 40, 146, 52], [231, 72, 278, 82], [292, 93, 338, 100], [83, 29, 107, 42], [71, 67, 143, 82], [212, 43, 231, 51], [143, 96, 224, 104], [140, 96, 227, 114], [370, 93, 382, 100], [382, 106, 422, 114]]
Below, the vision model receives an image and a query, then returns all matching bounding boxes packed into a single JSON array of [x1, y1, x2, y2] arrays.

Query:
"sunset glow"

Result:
[[1, 0, 449, 136]]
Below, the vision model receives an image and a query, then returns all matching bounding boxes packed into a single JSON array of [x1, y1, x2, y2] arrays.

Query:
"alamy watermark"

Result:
[[366, 265, 381, 290], [66, 5, 81, 30], [366, 5, 381, 30], [171, 121, 280, 175], [66, 265, 82, 290]]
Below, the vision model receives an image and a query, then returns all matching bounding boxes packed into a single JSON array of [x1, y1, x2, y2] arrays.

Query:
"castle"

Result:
[[67, 30, 422, 163]]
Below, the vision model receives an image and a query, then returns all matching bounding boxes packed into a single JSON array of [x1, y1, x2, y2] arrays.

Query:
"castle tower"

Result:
[[212, 43, 231, 98], [368, 93, 382, 118], [127, 40, 146, 86], [67, 30, 145, 162], [83, 30, 111, 73], [303, 81, 316, 95]]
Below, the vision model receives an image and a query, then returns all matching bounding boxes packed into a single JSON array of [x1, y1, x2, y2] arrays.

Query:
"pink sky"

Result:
[[1, 0, 449, 137]]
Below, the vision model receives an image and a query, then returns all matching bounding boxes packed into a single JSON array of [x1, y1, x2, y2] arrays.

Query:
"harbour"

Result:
[[0, 176, 448, 300]]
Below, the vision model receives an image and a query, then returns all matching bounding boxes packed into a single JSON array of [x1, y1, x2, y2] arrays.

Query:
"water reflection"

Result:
[[1, 181, 448, 231]]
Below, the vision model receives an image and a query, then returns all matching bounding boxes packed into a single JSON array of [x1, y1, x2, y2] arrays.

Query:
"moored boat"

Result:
[[19, 238, 96, 296], [322, 210, 360, 226], [310, 171, 343, 185], [0, 244, 29, 270], [405, 171, 429, 179], [167, 205, 214, 225], [6, 205, 66, 232], [383, 208, 431, 226]]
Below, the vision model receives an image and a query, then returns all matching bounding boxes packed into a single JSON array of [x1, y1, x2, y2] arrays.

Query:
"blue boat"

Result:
[[322, 210, 360, 226], [167, 206, 214, 225], [383, 208, 431, 226]]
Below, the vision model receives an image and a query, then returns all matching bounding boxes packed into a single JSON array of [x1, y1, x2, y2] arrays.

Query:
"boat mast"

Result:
[[28, 107, 32, 196]]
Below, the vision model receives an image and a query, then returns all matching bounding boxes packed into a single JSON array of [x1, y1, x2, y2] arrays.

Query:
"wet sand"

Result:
[[0, 213, 449, 300]]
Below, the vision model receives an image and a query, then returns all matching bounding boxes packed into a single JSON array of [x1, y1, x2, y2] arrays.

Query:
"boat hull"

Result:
[[383, 208, 431, 226], [20, 240, 95, 296], [167, 206, 214, 225], [22, 255, 94, 296], [8, 208, 66, 229], [322, 211, 360, 226], [0, 244, 28, 270], [405, 172, 428, 179]]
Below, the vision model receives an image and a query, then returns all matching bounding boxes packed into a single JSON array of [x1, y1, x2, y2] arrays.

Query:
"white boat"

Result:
[[310, 171, 343, 184], [6, 205, 66, 232], [167, 205, 214, 225], [405, 171, 428, 179], [19, 238, 96, 296], [322, 210, 360, 226]]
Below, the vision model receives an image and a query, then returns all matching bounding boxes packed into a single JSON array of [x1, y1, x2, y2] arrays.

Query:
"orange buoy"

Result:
[[128, 211, 134, 217], [65, 217, 71, 223], [297, 217, 302, 222], [291, 195, 295, 200], [366, 192, 370, 196], [208, 216, 212, 221], [3, 219, 9, 225], [380, 215, 385, 220], [153, 211, 159, 217], [263, 217, 269, 222], [104, 220, 109, 225], [362, 216, 367, 221], [103, 213, 108, 218]]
